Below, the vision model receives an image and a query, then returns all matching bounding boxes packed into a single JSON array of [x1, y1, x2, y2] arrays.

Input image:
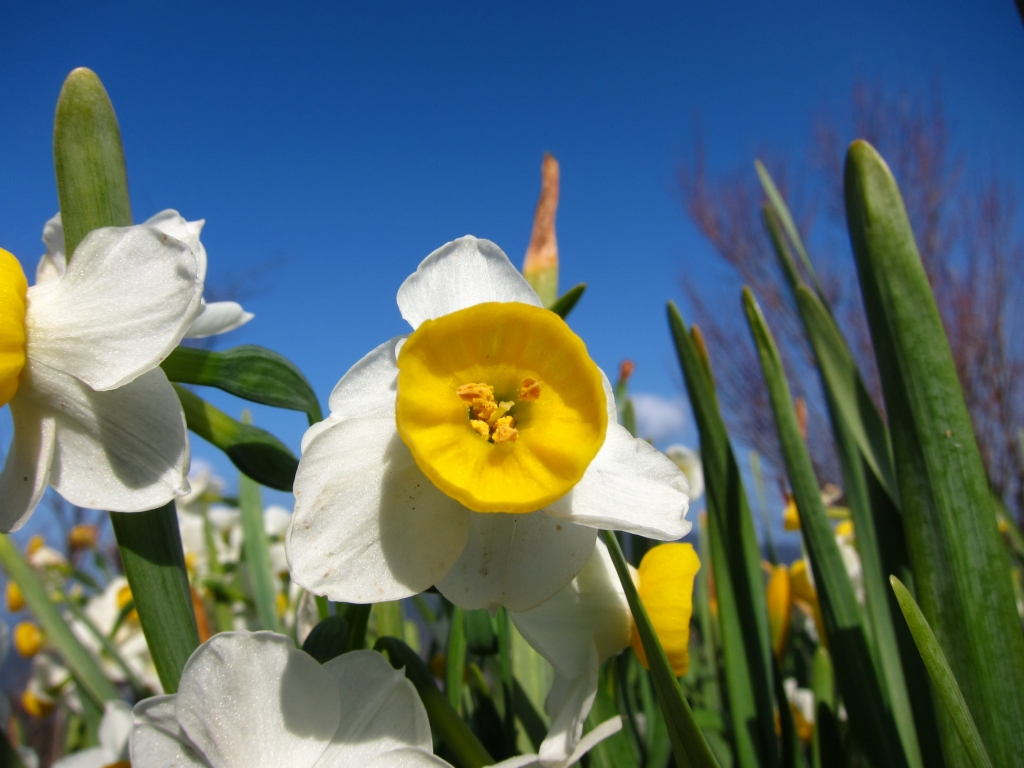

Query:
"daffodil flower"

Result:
[[0, 220, 204, 531], [54, 701, 133, 768], [130, 631, 450, 768], [38, 212, 253, 338], [288, 237, 690, 611], [511, 540, 699, 765]]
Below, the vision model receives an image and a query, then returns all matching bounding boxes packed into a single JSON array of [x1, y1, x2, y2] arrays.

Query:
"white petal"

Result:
[[175, 632, 338, 768], [311, 650, 433, 766], [26, 224, 203, 391], [539, 648, 599, 766], [664, 444, 704, 502], [555, 717, 623, 768], [36, 213, 67, 285], [326, 336, 405, 421], [546, 422, 690, 540], [132, 696, 208, 768], [396, 236, 542, 329], [185, 301, 254, 339], [361, 749, 453, 767], [436, 512, 596, 612], [52, 746, 113, 768], [99, 700, 135, 760], [144, 210, 208, 279], [510, 540, 631, 679], [0, 396, 55, 532], [18, 361, 189, 513], [288, 415, 471, 603]]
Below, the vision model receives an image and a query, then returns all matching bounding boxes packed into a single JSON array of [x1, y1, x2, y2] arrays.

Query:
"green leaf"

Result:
[[341, 603, 371, 651], [510, 621, 553, 749], [301, 615, 350, 663], [586, 673, 641, 768], [375, 636, 495, 768], [512, 677, 549, 752], [109, 505, 201, 693], [773, 660, 800, 768], [744, 288, 912, 768], [53, 66, 201, 696], [845, 140, 1024, 766], [174, 384, 298, 491], [548, 283, 586, 319], [53, 68, 132, 257], [238, 469, 280, 632], [0, 729, 28, 768], [890, 578, 995, 768], [668, 302, 779, 768], [0, 535, 119, 706], [162, 345, 322, 426], [373, 600, 405, 639], [811, 647, 843, 768], [446, 606, 468, 712], [465, 609, 498, 655], [600, 530, 721, 768]]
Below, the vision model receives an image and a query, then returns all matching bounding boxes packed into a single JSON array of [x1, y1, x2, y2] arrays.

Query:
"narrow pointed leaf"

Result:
[[174, 384, 298, 491], [601, 529, 720, 768], [239, 470, 280, 632], [446, 606, 468, 711], [845, 140, 1024, 766], [0, 535, 119, 706], [668, 302, 779, 768], [53, 67, 200, 693], [548, 282, 586, 318], [376, 636, 494, 768], [743, 288, 910, 768], [162, 345, 322, 426], [890, 578, 994, 768], [811, 648, 843, 768], [301, 615, 350, 663]]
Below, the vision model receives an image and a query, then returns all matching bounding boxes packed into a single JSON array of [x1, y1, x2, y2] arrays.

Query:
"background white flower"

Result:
[[54, 701, 132, 768]]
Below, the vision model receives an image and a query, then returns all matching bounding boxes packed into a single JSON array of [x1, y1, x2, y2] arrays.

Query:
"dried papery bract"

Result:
[[523, 153, 560, 306]]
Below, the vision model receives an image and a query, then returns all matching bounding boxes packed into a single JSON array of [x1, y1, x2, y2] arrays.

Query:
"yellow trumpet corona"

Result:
[[0, 249, 28, 408], [630, 542, 701, 677]]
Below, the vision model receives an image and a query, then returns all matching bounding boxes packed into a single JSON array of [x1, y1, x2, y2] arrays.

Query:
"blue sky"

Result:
[[2, 1, 1023, 528]]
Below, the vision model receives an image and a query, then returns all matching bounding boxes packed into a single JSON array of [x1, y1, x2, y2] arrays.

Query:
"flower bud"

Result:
[[6, 581, 25, 612], [14, 622, 44, 657]]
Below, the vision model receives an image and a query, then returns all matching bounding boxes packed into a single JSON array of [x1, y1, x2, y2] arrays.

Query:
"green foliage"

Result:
[[238, 470, 280, 633], [549, 282, 586, 318]]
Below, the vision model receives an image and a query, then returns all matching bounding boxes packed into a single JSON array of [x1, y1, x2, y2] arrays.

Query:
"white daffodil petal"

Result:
[[539, 648, 599, 766], [436, 512, 597, 612], [26, 224, 202, 391], [0, 397, 55, 532], [327, 335, 405, 420], [175, 632, 339, 768], [510, 541, 631, 679], [19, 361, 189, 513], [361, 748, 454, 767], [52, 746, 113, 768], [99, 700, 134, 760], [288, 415, 471, 603], [36, 213, 67, 285], [313, 651, 432, 766], [132, 697, 207, 768], [185, 301, 254, 339], [144, 210, 208, 278], [546, 421, 690, 540], [396, 236, 542, 329]]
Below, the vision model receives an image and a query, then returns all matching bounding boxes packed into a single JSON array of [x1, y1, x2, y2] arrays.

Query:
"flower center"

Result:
[[0, 248, 28, 408], [396, 301, 607, 513]]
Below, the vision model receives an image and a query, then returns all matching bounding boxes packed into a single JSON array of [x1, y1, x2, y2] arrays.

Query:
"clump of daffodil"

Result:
[[13, 621, 44, 657], [0, 215, 208, 531], [510, 540, 699, 764], [288, 238, 690, 612]]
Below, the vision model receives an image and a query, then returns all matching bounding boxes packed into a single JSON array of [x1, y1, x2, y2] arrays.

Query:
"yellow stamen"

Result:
[[630, 543, 701, 677], [6, 581, 25, 612], [22, 689, 54, 719], [68, 524, 99, 550], [767, 565, 792, 660], [782, 498, 800, 531], [397, 301, 607, 513], [26, 535, 44, 556], [13, 621, 44, 657], [834, 520, 854, 539], [0, 249, 27, 408], [276, 592, 288, 617]]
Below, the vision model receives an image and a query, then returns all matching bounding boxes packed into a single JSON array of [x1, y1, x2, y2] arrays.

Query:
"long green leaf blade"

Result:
[[548, 283, 586, 319], [174, 384, 298, 491], [0, 535, 119, 706], [890, 578, 994, 768], [668, 302, 779, 768], [446, 606, 468, 712], [743, 288, 909, 768], [238, 469, 280, 632], [845, 140, 1024, 766], [162, 345, 322, 425], [53, 67, 201, 694], [600, 530, 720, 768]]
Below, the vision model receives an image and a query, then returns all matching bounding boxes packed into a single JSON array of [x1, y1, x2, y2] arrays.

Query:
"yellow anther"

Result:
[[492, 416, 519, 444], [22, 689, 54, 719], [456, 382, 494, 402], [14, 622, 44, 657], [834, 520, 854, 539], [470, 420, 491, 440], [117, 584, 139, 623], [26, 535, 44, 556], [184, 552, 199, 572], [518, 377, 541, 401], [69, 524, 99, 550], [276, 592, 288, 617], [6, 581, 25, 612]]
